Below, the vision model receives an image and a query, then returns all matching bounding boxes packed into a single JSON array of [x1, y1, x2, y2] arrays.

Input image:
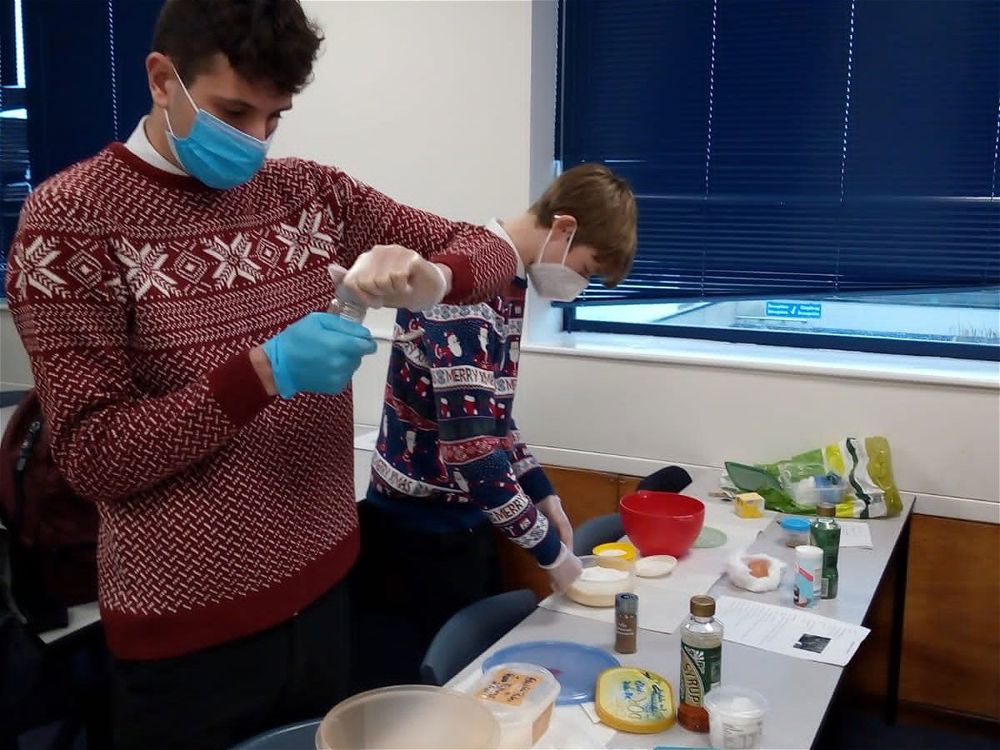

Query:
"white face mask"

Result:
[[526, 225, 589, 302]]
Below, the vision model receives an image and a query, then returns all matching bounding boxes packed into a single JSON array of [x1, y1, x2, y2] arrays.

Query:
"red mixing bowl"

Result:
[[619, 491, 706, 557]]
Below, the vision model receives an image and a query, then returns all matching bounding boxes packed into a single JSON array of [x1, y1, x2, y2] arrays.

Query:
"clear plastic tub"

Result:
[[565, 555, 635, 607], [779, 516, 811, 547], [704, 686, 768, 749], [785, 474, 846, 508], [316, 685, 501, 749], [471, 663, 560, 749]]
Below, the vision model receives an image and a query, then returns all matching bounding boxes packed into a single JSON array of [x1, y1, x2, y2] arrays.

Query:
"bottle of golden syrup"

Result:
[[677, 595, 723, 732]]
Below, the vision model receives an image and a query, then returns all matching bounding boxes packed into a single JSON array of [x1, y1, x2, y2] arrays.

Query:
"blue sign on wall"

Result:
[[766, 301, 823, 319]]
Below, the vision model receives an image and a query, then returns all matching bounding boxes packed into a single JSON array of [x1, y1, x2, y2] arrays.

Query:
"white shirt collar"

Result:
[[485, 218, 526, 280], [124, 116, 187, 176]]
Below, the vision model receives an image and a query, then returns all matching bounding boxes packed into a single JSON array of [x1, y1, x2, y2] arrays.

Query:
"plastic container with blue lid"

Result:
[[779, 516, 811, 547], [482, 641, 620, 705]]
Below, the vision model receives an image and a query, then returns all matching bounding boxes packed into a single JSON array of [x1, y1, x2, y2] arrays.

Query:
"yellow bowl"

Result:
[[592, 542, 637, 571]]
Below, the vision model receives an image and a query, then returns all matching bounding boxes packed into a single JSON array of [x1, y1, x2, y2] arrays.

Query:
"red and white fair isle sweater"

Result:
[[5, 143, 516, 659]]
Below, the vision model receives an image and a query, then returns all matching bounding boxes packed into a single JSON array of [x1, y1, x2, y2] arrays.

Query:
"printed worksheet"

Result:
[[838, 521, 874, 549], [716, 596, 870, 667]]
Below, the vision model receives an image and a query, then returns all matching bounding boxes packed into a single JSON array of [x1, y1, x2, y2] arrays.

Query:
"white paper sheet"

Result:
[[537, 705, 616, 749], [353, 427, 379, 451], [539, 500, 772, 634], [838, 521, 874, 549], [715, 596, 870, 667]]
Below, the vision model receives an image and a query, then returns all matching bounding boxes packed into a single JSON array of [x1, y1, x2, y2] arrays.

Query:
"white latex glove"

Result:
[[342, 245, 450, 311], [540, 543, 584, 593], [537, 495, 573, 551]]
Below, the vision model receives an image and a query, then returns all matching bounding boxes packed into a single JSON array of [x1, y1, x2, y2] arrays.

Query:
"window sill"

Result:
[[522, 329, 999, 390]]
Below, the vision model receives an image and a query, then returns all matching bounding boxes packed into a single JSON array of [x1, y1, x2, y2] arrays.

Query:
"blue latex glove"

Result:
[[262, 312, 377, 399]]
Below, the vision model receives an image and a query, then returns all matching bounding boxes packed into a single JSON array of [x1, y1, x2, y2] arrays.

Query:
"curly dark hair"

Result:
[[152, 0, 324, 94]]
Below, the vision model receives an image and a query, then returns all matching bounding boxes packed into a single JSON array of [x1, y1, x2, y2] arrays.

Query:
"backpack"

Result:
[[0, 514, 46, 734], [0, 389, 98, 632]]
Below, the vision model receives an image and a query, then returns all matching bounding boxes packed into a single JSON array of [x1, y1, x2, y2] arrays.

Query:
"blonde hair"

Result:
[[529, 163, 637, 287]]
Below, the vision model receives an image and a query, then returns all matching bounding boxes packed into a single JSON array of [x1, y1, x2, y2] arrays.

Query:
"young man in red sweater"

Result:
[[4, 1, 516, 748]]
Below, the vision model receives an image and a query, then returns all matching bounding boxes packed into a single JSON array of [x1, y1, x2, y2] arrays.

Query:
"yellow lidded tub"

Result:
[[595, 666, 676, 734]]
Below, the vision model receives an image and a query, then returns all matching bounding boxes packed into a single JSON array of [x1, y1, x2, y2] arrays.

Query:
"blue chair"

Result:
[[419, 589, 537, 686], [232, 719, 320, 750], [573, 513, 625, 556], [637, 466, 692, 493]]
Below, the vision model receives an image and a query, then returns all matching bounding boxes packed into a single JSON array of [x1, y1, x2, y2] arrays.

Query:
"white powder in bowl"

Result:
[[597, 549, 627, 557], [579, 567, 629, 582]]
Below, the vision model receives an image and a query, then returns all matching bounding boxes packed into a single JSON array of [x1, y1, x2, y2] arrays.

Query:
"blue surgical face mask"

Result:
[[164, 66, 271, 190]]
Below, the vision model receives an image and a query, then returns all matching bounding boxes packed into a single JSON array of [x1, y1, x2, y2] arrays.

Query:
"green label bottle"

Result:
[[811, 504, 841, 599], [680, 642, 722, 705]]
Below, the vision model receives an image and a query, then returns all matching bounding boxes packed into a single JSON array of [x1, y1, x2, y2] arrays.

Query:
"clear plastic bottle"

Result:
[[328, 292, 367, 324], [810, 504, 841, 599], [678, 594, 723, 733], [327, 264, 367, 324]]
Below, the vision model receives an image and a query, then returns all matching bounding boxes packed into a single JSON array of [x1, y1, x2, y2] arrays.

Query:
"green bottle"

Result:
[[810, 504, 840, 599]]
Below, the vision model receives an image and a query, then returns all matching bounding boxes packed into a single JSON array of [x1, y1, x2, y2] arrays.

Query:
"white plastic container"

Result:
[[471, 663, 560, 749], [704, 686, 768, 749], [794, 545, 824, 608]]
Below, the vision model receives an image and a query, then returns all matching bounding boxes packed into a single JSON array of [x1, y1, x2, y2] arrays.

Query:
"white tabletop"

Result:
[[450, 495, 915, 749], [38, 600, 101, 644], [712, 497, 915, 627]]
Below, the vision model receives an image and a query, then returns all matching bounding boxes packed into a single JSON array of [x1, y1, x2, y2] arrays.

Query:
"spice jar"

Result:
[[614, 593, 638, 654]]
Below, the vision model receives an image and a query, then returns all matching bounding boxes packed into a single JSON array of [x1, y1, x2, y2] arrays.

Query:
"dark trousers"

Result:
[[112, 579, 351, 750], [352, 500, 502, 690]]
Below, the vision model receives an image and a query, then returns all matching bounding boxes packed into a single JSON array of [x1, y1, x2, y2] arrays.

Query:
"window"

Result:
[[557, 0, 1000, 361], [1, 0, 28, 289], [0, 0, 161, 295]]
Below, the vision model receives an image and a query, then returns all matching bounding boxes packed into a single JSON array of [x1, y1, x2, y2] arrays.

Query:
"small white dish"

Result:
[[634, 555, 678, 578]]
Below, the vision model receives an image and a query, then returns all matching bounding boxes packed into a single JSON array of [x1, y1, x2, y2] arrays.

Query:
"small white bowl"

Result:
[[634, 555, 678, 578]]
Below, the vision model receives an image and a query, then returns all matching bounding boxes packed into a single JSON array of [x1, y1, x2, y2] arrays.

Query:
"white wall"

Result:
[[268, 0, 545, 433], [271, 0, 535, 221], [0, 311, 32, 389], [3, 0, 998, 521]]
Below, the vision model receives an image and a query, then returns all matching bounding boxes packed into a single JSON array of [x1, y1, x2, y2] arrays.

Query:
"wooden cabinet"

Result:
[[547, 466, 622, 526], [844, 514, 1000, 721], [899, 515, 999, 718]]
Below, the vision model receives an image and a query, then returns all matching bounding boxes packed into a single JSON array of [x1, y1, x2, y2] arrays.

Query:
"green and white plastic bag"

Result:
[[724, 436, 903, 519]]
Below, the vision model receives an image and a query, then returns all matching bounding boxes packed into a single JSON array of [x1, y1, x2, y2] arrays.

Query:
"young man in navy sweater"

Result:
[[355, 164, 638, 686]]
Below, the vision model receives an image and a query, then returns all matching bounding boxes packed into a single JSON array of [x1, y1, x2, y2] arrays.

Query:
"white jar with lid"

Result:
[[704, 686, 769, 749]]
